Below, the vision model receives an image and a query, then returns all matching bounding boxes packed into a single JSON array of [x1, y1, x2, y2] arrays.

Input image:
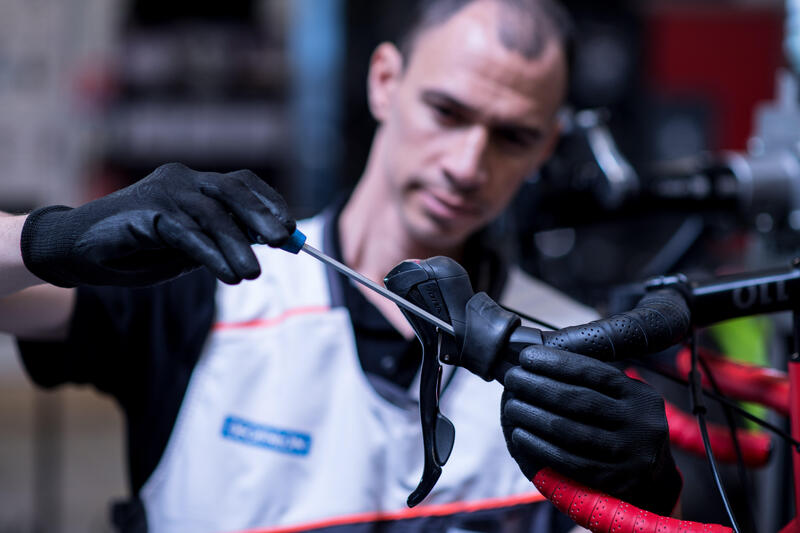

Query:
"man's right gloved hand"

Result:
[[21, 162, 296, 287], [501, 344, 682, 516]]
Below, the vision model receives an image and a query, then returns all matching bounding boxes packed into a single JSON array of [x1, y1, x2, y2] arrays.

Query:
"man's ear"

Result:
[[367, 42, 404, 123]]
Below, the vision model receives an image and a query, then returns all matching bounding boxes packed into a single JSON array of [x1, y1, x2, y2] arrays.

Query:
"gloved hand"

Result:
[[21, 162, 295, 287], [501, 344, 682, 516]]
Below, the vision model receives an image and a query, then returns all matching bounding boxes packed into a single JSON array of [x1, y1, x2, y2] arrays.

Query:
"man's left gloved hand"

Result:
[[501, 344, 682, 516]]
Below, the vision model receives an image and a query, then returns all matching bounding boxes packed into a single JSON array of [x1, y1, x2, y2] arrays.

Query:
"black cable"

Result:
[[630, 359, 800, 449], [698, 356, 758, 533], [689, 335, 742, 533], [698, 411, 742, 533], [499, 304, 559, 331]]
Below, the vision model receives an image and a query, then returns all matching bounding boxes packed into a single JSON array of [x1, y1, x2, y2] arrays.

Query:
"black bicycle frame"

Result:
[[666, 259, 800, 327]]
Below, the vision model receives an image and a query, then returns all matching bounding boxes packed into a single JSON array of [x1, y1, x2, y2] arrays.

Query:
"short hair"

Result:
[[398, 0, 574, 74]]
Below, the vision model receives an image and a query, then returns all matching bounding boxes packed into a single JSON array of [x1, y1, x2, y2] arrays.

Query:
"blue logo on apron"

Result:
[[221, 416, 312, 456]]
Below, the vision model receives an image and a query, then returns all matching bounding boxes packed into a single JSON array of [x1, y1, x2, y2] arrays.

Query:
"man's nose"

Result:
[[442, 126, 489, 190]]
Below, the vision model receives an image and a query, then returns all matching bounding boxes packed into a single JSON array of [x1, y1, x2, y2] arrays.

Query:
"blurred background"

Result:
[[0, 0, 796, 531]]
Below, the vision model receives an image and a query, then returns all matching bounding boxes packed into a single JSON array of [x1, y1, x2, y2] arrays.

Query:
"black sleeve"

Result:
[[17, 268, 217, 492]]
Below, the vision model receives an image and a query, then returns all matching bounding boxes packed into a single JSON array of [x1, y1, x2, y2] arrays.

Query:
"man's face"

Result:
[[369, 1, 567, 248]]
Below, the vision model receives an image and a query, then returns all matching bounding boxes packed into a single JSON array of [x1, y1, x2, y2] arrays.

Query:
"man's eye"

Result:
[[495, 130, 533, 150], [432, 104, 462, 124]]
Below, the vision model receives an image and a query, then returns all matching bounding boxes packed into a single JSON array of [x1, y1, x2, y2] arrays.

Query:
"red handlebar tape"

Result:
[[532, 468, 733, 533]]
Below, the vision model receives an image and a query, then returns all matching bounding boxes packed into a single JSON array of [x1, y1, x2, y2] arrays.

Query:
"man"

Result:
[[0, 0, 681, 531]]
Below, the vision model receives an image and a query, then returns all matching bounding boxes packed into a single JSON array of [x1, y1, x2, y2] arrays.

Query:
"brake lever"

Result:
[[384, 257, 474, 507], [408, 326, 454, 507]]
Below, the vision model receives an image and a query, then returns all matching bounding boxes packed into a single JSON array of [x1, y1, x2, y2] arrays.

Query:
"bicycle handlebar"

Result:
[[506, 288, 691, 362]]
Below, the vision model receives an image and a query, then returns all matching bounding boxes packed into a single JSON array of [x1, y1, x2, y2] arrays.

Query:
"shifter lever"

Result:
[[384, 257, 475, 507]]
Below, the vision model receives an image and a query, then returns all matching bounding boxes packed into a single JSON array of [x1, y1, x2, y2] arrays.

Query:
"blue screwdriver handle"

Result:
[[280, 229, 307, 254], [246, 227, 306, 254]]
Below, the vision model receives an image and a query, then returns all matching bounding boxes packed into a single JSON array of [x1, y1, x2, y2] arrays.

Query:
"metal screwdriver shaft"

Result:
[[300, 243, 455, 336]]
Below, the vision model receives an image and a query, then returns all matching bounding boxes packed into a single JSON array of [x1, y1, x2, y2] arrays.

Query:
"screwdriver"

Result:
[[279, 229, 455, 336]]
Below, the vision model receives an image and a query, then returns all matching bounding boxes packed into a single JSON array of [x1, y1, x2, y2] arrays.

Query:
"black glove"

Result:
[[21, 162, 295, 287], [501, 344, 682, 516]]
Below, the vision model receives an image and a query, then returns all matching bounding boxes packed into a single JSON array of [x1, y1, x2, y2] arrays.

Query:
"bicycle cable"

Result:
[[698, 355, 758, 533], [689, 334, 742, 533], [499, 304, 559, 331]]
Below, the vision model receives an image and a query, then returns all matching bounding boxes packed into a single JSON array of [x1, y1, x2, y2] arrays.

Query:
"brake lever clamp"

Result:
[[384, 256, 475, 507]]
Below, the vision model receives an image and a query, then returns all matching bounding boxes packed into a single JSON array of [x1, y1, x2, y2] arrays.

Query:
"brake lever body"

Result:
[[384, 257, 474, 507]]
